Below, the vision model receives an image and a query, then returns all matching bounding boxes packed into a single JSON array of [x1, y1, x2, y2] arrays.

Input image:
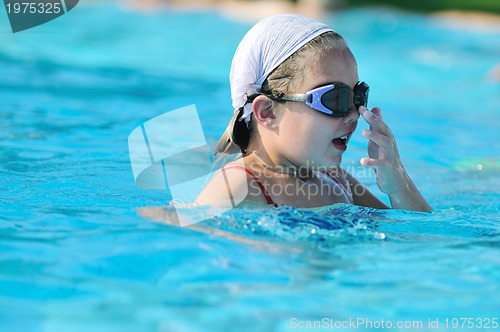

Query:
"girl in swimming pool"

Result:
[[195, 14, 431, 212]]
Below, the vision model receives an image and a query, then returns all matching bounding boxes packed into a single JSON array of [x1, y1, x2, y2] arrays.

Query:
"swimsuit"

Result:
[[222, 165, 279, 207], [221, 165, 353, 207]]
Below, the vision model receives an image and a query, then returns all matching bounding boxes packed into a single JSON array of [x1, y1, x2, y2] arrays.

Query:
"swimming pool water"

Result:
[[1, 4, 499, 331]]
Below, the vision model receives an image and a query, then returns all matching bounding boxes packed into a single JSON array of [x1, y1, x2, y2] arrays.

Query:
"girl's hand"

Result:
[[358, 106, 406, 195], [357, 106, 432, 212]]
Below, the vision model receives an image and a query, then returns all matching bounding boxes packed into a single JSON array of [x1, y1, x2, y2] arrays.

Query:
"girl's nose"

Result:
[[344, 105, 360, 123]]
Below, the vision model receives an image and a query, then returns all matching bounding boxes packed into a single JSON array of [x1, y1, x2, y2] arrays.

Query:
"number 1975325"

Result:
[[6, 2, 62, 14]]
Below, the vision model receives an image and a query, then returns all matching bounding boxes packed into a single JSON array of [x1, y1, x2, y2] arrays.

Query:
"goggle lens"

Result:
[[319, 84, 354, 117], [313, 81, 369, 117]]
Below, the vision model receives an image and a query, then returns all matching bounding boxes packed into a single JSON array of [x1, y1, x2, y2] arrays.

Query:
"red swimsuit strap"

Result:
[[221, 165, 279, 207]]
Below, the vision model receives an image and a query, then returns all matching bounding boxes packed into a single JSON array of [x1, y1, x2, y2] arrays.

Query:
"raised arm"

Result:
[[357, 106, 432, 212]]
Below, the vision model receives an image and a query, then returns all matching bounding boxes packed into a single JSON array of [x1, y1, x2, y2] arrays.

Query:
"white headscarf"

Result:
[[230, 14, 334, 125]]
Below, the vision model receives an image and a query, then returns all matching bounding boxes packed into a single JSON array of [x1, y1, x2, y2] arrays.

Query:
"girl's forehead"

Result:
[[315, 48, 357, 70], [304, 49, 359, 88]]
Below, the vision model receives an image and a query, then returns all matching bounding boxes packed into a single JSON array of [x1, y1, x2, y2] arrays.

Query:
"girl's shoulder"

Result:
[[195, 159, 271, 208]]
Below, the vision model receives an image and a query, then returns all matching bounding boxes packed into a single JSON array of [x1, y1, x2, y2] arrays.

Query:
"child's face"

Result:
[[275, 48, 360, 169]]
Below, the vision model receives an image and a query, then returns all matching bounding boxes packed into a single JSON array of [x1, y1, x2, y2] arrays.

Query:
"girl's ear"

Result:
[[252, 95, 278, 128]]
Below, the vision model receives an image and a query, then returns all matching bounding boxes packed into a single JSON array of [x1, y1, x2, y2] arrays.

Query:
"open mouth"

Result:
[[332, 132, 352, 151]]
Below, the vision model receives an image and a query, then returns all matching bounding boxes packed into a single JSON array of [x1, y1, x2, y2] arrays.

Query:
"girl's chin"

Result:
[[329, 156, 343, 167], [316, 156, 341, 170]]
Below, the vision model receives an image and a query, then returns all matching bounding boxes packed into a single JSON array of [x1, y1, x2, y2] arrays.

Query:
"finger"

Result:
[[368, 107, 381, 131], [360, 157, 382, 168], [358, 106, 391, 136], [359, 106, 387, 132], [361, 129, 392, 152], [371, 107, 382, 119]]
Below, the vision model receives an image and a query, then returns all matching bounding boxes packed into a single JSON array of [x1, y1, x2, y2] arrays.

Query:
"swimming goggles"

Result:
[[267, 81, 369, 117]]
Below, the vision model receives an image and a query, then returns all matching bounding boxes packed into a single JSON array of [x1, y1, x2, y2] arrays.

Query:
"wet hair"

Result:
[[216, 31, 348, 157]]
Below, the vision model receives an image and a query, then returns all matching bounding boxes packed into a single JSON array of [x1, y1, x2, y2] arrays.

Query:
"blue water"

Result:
[[1, 3, 499, 331]]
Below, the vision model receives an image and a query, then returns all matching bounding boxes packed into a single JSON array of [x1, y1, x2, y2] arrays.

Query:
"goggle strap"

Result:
[[279, 94, 309, 103]]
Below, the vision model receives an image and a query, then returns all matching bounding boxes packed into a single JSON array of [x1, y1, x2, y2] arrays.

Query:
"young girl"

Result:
[[196, 14, 431, 212]]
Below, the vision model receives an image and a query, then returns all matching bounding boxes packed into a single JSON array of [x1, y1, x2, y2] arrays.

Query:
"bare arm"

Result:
[[342, 169, 389, 209], [358, 106, 432, 212]]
